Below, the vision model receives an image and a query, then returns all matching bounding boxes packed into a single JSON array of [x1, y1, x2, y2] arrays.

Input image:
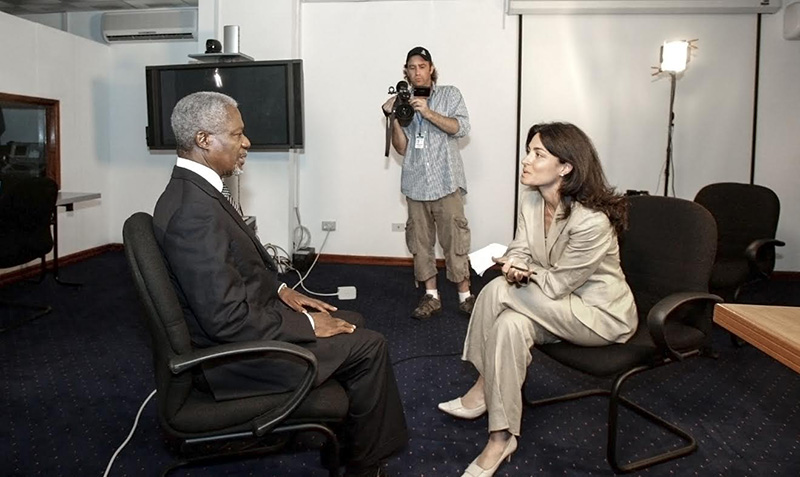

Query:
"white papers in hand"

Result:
[[468, 243, 508, 276]]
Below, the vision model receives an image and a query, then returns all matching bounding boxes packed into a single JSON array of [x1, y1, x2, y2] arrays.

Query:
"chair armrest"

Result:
[[169, 340, 319, 436], [647, 291, 723, 361], [745, 238, 785, 277], [169, 340, 317, 374]]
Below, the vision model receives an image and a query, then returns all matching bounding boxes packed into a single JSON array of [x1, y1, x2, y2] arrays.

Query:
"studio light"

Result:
[[653, 39, 697, 196], [660, 40, 690, 73]]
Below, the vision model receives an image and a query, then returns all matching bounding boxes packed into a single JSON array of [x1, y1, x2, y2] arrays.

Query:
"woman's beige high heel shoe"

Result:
[[460, 435, 517, 477], [437, 398, 487, 419]]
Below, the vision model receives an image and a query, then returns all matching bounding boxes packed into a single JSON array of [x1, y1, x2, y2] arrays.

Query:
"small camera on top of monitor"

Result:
[[205, 39, 222, 54]]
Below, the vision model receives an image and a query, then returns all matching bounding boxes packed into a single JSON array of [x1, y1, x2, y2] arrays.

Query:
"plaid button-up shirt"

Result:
[[400, 84, 470, 201]]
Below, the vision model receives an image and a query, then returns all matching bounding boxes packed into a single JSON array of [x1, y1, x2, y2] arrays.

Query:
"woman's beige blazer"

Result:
[[503, 188, 638, 343]]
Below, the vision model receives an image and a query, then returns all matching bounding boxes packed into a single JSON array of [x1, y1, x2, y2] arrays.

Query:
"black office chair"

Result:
[[0, 174, 58, 332], [122, 212, 349, 476], [524, 195, 722, 473], [694, 182, 785, 303]]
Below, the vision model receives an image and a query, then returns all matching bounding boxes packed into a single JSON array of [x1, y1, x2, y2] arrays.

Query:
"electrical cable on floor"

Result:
[[392, 352, 461, 366], [103, 388, 157, 477]]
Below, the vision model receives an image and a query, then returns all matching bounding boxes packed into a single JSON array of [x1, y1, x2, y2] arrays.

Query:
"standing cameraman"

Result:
[[381, 46, 474, 320]]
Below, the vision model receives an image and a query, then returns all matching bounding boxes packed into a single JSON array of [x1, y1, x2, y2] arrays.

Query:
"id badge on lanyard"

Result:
[[414, 114, 425, 149]]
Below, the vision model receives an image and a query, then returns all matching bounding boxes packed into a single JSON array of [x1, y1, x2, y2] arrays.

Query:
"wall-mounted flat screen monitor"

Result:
[[145, 59, 304, 150]]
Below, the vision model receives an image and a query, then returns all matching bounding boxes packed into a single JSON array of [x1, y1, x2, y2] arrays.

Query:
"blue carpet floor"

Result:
[[1, 251, 799, 476]]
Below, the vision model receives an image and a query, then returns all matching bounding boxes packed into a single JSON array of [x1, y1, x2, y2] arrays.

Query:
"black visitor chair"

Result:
[[693, 182, 785, 303], [0, 174, 58, 332], [524, 195, 722, 473]]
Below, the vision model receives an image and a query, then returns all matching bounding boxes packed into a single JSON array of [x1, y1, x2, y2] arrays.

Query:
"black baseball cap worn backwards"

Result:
[[406, 46, 432, 64]]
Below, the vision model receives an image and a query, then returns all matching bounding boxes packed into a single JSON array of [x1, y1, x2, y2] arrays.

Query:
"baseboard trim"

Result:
[[0, 244, 123, 287], [773, 271, 800, 281], [3, 246, 798, 285], [317, 254, 444, 268]]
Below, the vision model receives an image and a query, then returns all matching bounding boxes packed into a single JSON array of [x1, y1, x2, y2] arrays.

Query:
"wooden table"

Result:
[[714, 303, 800, 373]]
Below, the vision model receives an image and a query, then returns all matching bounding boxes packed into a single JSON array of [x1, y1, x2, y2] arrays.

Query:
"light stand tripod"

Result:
[[664, 72, 677, 196]]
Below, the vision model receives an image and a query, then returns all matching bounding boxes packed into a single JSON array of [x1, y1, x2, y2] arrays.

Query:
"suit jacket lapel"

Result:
[[529, 193, 549, 267], [546, 201, 569, 263], [171, 167, 278, 271]]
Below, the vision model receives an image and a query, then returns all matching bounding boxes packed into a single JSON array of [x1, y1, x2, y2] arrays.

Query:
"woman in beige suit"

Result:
[[439, 122, 638, 477]]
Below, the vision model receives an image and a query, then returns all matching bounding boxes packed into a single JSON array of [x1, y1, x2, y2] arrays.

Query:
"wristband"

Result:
[[277, 282, 287, 294]]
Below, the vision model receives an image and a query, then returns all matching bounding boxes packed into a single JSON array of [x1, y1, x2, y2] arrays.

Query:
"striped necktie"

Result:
[[221, 184, 243, 216]]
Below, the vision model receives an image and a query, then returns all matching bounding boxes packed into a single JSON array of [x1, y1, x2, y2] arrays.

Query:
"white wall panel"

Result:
[[520, 14, 757, 199], [216, 0, 299, 252], [105, 41, 200, 244], [301, 0, 519, 258], [4, 1, 798, 271], [0, 13, 39, 95], [754, 10, 800, 270]]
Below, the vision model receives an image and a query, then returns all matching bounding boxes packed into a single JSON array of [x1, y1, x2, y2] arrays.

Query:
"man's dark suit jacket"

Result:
[[153, 166, 356, 400]]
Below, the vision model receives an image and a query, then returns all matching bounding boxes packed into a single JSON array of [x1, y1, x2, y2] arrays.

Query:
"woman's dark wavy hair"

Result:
[[526, 122, 628, 235]]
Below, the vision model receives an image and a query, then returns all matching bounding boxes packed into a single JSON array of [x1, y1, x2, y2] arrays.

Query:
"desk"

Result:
[[714, 303, 800, 374], [53, 192, 101, 285]]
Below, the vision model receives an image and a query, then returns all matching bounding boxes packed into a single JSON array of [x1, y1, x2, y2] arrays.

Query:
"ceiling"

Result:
[[0, 0, 197, 15]]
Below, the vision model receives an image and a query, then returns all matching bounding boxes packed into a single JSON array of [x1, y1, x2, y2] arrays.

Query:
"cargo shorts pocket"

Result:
[[404, 219, 417, 254], [453, 217, 471, 255]]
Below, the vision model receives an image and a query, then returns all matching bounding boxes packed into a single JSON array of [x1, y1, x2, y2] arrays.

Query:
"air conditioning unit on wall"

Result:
[[101, 8, 197, 43], [507, 0, 782, 15]]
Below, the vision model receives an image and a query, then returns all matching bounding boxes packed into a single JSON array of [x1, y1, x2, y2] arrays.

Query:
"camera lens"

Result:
[[395, 103, 414, 127]]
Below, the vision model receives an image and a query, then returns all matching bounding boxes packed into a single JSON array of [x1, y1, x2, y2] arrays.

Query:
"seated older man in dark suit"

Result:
[[152, 91, 407, 477]]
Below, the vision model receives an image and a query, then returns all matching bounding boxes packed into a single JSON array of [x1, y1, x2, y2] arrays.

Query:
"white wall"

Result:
[[3, 1, 798, 271], [211, 0, 301, 252], [521, 14, 757, 197], [0, 11, 111, 265], [519, 11, 797, 270], [756, 8, 800, 270], [300, 0, 520, 258], [105, 40, 200, 244], [87, 0, 301, 250]]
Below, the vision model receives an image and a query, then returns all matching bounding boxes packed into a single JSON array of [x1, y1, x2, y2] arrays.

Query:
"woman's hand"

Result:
[[493, 256, 533, 286], [279, 286, 338, 314]]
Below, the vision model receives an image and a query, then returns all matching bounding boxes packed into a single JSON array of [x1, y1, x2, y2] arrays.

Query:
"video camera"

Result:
[[386, 81, 430, 127]]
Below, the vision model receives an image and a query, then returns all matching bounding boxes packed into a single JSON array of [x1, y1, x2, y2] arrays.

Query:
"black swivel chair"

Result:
[[694, 182, 785, 303], [524, 195, 722, 473], [122, 212, 349, 476], [0, 174, 58, 332]]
